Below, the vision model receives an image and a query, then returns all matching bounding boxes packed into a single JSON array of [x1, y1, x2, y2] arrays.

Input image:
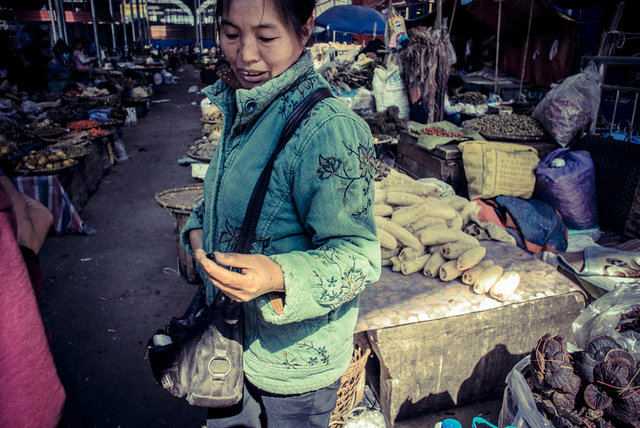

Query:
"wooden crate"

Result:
[[397, 131, 468, 196], [397, 131, 559, 197]]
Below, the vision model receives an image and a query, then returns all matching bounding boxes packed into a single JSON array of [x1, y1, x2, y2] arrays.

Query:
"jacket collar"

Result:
[[202, 50, 315, 130]]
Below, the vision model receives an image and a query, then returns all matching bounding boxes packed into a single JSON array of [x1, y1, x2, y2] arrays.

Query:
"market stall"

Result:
[[356, 241, 587, 424]]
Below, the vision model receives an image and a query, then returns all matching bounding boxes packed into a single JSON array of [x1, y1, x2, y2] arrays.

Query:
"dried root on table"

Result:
[[373, 168, 520, 301]]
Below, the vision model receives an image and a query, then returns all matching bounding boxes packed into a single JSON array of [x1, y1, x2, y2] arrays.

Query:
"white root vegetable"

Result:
[[441, 195, 468, 212], [439, 260, 463, 281], [386, 191, 424, 206], [390, 256, 401, 272], [460, 201, 481, 225], [373, 204, 393, 217], [375, 216, 422, 250], [391, 204, 430, 227], [421, 198, 458, 220], [481, 221, 517, 245], [381, 247, 400, 259], [399, 247, 426, 262], [408, 216, 447, 233], [489, 271, 521, 301], [416, 227, 459, 246], [423, 252, 446, 277], [374, 189, 387, 204], [401, 254, 431, 275], [377, 227, 398, 250], [453, 231, 480, 247], [462, 259, 494, 285], [440, 243, 477, 259], [456, 246, 487, 271], [448, 215, 463, 231], [386, 183, 440, 197], [472, 265, 504, 294], [381, 258, 393, 266]]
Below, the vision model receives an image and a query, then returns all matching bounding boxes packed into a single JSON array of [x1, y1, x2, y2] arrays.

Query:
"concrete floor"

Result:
[[39, 66, 504, 428]]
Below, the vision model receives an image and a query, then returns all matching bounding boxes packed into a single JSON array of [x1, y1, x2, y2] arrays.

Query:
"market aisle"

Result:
[[39, 67, 207, 427]]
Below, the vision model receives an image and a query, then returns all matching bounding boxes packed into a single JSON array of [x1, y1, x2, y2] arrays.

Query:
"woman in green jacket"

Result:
[[181, 0, 381, 426]]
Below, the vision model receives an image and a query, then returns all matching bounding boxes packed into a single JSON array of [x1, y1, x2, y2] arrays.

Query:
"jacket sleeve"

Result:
[[180, 200, 204, 256], [258, 108, 381, 324]]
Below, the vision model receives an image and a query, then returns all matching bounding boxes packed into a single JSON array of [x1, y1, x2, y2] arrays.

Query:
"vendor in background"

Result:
[[444, 74, 465, 125], [181, 0, 381, 426], [71, 40, 96, 79]]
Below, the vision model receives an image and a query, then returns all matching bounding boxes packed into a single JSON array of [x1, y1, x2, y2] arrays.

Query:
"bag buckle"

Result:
[[208, 355, 231, 380]]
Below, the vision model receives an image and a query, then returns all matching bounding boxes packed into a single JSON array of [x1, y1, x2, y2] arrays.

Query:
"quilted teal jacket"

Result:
[[180, 51, 381, 395]]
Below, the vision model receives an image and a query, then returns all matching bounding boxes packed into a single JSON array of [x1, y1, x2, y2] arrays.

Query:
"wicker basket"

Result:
[[154, 183, 204, 215], [329, 336, 371, 425], [154, 183, 204, 283]]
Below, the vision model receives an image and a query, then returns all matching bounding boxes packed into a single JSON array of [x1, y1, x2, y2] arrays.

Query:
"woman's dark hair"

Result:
[[215, 0, 316, 44]]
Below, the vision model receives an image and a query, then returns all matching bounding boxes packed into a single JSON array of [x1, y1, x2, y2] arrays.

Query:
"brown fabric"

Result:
[[464, 0, 577, 87]]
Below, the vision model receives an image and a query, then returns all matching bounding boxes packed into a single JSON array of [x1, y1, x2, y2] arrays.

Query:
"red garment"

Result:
[[0, 186, 65, 428]]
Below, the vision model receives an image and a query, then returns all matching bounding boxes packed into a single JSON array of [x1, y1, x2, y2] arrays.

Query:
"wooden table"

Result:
[[355, 241, 586, 425]]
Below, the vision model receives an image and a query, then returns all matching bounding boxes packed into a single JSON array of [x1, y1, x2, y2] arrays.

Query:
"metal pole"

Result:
[[610, 90, 620, 136], [129, 0, 137, 42], [89, 0, 103, 68], [629, 93, 638, 141], [60, 0, 69, 43], [54, 0, 68, 44], [47, 0, 58, 43], [494, 0, 502, 95], [121, 1, 128, 57], [197, 0, 202, 48], [135, 0, 143, 43], [518, 0, 534, 101], [194, 0, 199, 47], [108, 0, 117, 50], [144, 0, 151, 44]]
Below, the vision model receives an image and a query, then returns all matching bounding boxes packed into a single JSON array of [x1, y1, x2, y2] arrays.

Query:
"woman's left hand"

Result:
[[193, 250, 285, 302]]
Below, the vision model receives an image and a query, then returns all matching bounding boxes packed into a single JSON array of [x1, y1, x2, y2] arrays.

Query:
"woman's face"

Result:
[[220, 0, 309, 89]]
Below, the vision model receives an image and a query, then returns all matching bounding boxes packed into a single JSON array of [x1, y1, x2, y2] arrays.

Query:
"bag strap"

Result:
[[235, 87, 333, 313]]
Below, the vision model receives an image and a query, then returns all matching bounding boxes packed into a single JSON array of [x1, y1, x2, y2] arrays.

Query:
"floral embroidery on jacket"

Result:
[[312, 246, 367, 305], [282, 341, 330, 368], [316, 141, 375, 217], [219, 218, 241, 252]]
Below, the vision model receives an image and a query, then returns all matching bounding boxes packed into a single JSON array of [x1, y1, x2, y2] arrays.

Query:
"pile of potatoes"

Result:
[[374, 169, 520, 302], [16, 149, 75, 172]]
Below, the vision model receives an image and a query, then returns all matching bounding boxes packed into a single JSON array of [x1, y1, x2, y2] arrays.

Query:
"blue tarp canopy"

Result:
[[315, 5, 386, 35]]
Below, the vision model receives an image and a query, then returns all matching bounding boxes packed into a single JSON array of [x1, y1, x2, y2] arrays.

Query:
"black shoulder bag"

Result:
[[147, 87, 333, 407]]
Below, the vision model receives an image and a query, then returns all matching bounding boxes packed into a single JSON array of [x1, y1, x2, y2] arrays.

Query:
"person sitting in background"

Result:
[[71, 40, 95, 78], [444, 74, 465, 125], [0, 175, 65, 427]]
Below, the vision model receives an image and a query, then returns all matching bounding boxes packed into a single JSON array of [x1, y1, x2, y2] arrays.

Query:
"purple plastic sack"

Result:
[[534, 148, 598, 230]]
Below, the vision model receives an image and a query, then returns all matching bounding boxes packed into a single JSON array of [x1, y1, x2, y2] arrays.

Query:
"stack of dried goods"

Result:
[[55, 144, 92, 159], [418, 127, 466, 138], [364, 106, 407, 138], [67, 120, 101, 130], [15, 149, 76, 172], [86, 128, 111, 139], [522, 333, 640, 427], [616, 306, 640, 334], [321, 57, 377, 92], [188, 137, 218, 162], [463, 114, 545, 138], [452, 91, 487, 106], [375, 169, 520, 301], [203, 109, 224, 123]]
